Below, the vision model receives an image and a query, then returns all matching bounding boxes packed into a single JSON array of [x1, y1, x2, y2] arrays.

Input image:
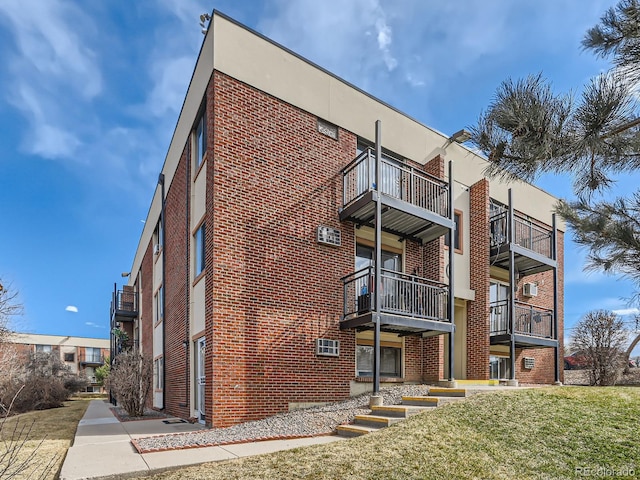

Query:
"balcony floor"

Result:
[[490, 243, 556, 276], [341, 311, 453, 337], [340, 191, 452, 244], [112, 310, 138, 323], [490, 333, 558, 348]]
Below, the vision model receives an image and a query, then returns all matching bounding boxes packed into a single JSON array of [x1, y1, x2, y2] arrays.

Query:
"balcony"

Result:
[[340, 149, 453, 243], [490, 300, 557, 348], [340, 267, 453, 335], [110, 287, 138, 323], [79, 354, 105, 366], [489, 209, 556, 275]]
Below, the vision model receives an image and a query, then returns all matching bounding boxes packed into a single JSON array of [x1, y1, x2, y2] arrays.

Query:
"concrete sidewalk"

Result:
[[60, 400, 344, 480]]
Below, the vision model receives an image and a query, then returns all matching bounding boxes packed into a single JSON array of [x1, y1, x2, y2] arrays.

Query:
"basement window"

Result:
[[316, 339, 340, 357]]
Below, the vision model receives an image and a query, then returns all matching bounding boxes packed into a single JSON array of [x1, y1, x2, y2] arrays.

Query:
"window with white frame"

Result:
[[85, 347, 102, 363], [154, 357, 164, 390], [153, 219, 163, 253], [195, 112, 206, 169], [154, 286, 164, 323], [195, 223, 206, 276], [35, 344, 52, 353]]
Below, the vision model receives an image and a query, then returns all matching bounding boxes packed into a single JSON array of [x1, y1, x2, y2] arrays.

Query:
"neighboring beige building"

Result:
[[8, 333, 110, 393]]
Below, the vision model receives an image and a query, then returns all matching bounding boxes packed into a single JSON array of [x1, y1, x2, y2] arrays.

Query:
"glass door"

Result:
[[490, 282, 509, 334], [195, 338, 206, 424]]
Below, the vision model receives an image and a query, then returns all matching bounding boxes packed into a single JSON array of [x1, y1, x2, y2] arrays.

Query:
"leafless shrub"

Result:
[[0, 386, 58, 479], [0, 352, 88, 414], [107, 349, 152, 417], [572, 310, 628, 386]]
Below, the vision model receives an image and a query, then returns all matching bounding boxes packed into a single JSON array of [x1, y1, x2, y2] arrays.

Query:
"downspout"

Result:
[[110, 283, 116, 405], [159, 173, 166, 410], [183, 142, 191, 408]]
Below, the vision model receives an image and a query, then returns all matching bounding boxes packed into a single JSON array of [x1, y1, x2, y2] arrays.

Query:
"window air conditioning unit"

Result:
[[523, 282, 538, 297], [317, 226, 341, 247], [153, 244, 161, 255]]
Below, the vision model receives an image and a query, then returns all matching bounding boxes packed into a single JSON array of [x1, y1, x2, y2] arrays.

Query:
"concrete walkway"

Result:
[[59, 400, 344, 480]]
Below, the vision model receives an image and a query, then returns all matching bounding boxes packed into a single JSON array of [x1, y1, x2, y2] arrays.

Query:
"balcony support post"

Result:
[[508, 189, 517, 381], [552, 213, 560, 384], [373, 120, 382, 395], [109, 283, 116, 405], [447, 160, 455, 381]]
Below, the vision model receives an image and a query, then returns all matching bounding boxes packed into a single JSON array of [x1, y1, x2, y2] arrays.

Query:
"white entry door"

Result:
[[196, 338, 206, 424]]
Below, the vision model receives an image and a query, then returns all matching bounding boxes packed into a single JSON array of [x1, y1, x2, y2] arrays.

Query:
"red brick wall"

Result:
[[207, 72, 358, 427], [468, 179, 490, 379], [139, 242, 154, 408], [163, 145, 190, 417]]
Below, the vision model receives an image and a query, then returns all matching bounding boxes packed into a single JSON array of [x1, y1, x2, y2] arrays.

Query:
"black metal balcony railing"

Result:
[[79, 354, 104, 364], [490, 211, 553, 259], [490, 300, 554, 338], [342, 149, 449, 217], [111, 289, 138, 320], [342, 267, 449, 322]]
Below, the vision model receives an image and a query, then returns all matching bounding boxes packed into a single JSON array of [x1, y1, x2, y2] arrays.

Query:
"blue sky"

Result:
[[0, 0, 638, 352]]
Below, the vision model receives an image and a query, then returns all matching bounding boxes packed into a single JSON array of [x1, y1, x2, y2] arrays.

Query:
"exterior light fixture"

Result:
[[121, 272, 130, 278], [447, 129, 472, 144], [200, 13, 211, 35]]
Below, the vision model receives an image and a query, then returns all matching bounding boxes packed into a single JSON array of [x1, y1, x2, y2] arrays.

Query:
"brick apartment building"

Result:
[[110, 11, 564, 427], [8, 333, 109, 393]]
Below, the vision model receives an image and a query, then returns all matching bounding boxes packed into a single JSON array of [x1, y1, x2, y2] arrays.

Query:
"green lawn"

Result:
[[137, 387, 639, 480]]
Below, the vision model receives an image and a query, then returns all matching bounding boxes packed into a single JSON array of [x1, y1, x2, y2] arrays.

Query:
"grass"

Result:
[[0, 397, 91, 479], [134, 387, 639, 480]]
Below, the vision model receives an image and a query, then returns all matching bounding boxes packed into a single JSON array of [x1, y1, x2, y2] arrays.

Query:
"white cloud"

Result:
[[612, 308, 640, 317], [85, 321, 105, 329], [65, 305, 78, 313]]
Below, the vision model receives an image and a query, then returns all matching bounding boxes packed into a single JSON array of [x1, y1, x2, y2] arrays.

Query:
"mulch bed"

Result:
[[111, 406, 173, 422]]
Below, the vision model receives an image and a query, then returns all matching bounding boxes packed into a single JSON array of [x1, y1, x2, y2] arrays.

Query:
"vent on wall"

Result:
[[523, 357, 535, 369], [523, 282, 538, 297], [316, 339, 340, 357], [317, 226, 341, 247]]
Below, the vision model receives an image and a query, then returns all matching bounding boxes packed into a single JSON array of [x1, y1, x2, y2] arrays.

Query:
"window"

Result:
[[154, 357, 164, 390], [155, 286, 164, 323], [195, 112, 206, 169], [356, 345, 402, 377], [316, 339, 340, 357], [355, 142, 404, 200], [154, 219, 163, 253], [35, 344, 52, 353], [194, 223, 206, 276], [355, 243, 402, 312], [490, 355, 511, 380], [85, 347, 101, 363], [490, 281, 509, 334], [64, 352, 75, 362], [445, 210, 462, 253]]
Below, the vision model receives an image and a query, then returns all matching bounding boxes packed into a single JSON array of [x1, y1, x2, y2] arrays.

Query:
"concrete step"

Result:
[[353, 414, 404, 428], [428, 387, 468, 398], [336, 423, 381, 437], [402, 396, 440, 407], [370, 405, 429, 418]]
